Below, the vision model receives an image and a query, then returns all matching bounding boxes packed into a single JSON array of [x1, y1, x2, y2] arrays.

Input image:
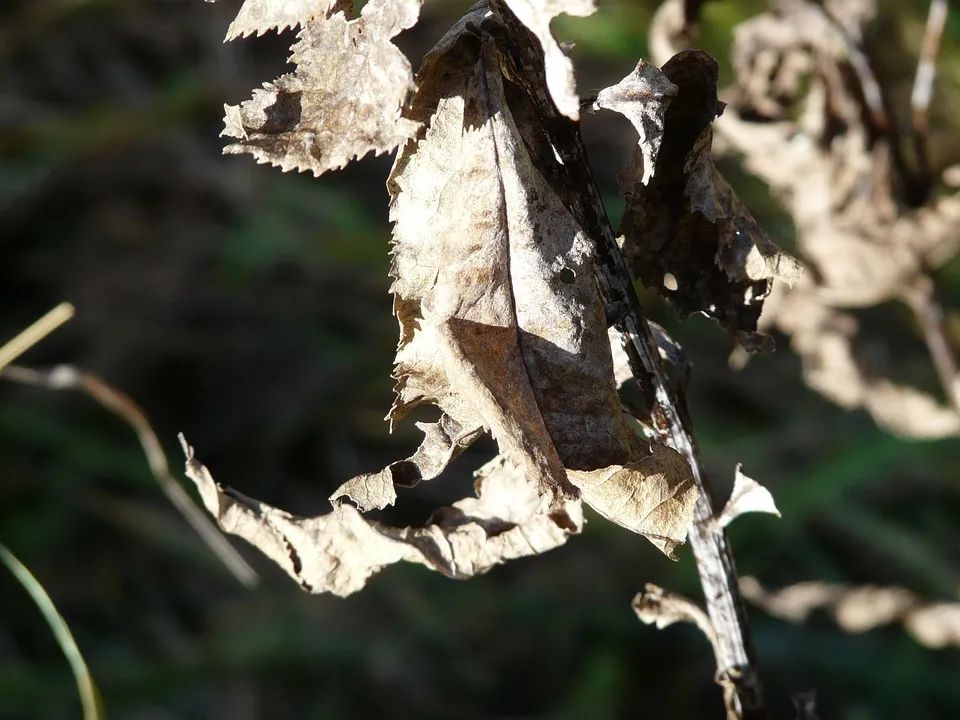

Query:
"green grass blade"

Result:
[[0, 544, 104, 720]]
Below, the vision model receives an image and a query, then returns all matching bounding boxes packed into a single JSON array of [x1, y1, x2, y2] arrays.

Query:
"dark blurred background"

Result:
[[2, 1, 959, 718]]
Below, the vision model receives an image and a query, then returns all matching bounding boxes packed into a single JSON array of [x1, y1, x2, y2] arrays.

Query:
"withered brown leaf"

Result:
[[221, 0, 423, 176], [613, 50, 800, 351], [184, 438, 580, 596], [187, 6, 699, 596], [715, 1, 960, 438], [392, 16, 697, 546], [742, 577, 960, 649], [593, 60, 677, 186]]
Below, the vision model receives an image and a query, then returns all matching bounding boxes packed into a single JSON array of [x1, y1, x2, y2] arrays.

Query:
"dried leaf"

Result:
[[772, 288, 960, 439], [224, 0, 346, 41], [222, 0, 423, 176], [389, 27, 696, 543], [716, 464, 780, 530], [742, 577, 960, 649], [618, 50, 800, 351], [499, 0, 596, 120], [331, 416, 483, 512], [393, 30, 636, 484], [593, 60, 677, 185], [183, 438, 581, 596], [570, 446, 697, 558], [633, 583, 716, 639], [189, 6, 701, 598]]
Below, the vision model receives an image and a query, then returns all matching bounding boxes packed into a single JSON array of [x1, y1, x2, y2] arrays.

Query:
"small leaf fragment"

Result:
[[222, 0, 423, 176], [716, 464, 780, 530], [330, 416, 483, 512], [570, 444, 698, 558], [224, 0, 346, 41], [594, 60, 677, 185]]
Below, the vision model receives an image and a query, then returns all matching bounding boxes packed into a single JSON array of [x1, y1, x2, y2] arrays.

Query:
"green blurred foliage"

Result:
[[2, 1, 959, 719]]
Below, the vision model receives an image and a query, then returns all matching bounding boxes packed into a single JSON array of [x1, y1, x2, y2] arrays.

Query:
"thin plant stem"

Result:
[[490, 7, 765, 716], [904, 278, 960, 415], [1, 364, 259, 588], [0, 543, 104, 720], [911, 0, 948, 178]]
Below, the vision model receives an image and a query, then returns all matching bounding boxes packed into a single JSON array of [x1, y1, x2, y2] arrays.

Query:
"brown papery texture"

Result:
[[185, 3, 699, 596], [613, 50, 800, 352], [713, 0, 960, 437]]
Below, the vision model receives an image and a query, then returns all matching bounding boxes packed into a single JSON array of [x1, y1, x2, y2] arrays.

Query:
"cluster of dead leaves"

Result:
[[183, 0, 801, 596], [653, 0, 960, 438]]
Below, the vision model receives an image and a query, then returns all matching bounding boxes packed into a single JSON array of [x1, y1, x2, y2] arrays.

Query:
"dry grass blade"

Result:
[[0, 543, 103, 720], [0, 364, 258, 588], [0, 302, 74, 371]]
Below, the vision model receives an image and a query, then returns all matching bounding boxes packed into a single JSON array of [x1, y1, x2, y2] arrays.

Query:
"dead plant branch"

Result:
[[633, 582, 719, 659], [911, 0, 948, 173], [903, 276, 960, 415]]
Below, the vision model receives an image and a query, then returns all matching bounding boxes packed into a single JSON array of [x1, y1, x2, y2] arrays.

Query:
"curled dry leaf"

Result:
[[221, 0, 423, 176], [593, 60, 677, 186], [570, 446, 698, 558], [331, 417, 483, 512], [716, 464, 780, 530], [389, 12, 696, 549], [499, 0, 596, 120], [633, 582, 716, 639], [183, 437, 580, 596], [741, 577, 960, 649], [615, 50, 800, 351], [189, 4, 699, 596], [771, 286, 960, 439], [631, 583, 748, 718]]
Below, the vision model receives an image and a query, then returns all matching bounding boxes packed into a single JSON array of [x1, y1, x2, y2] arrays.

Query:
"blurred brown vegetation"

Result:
[[2, 1, 959, 718]]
